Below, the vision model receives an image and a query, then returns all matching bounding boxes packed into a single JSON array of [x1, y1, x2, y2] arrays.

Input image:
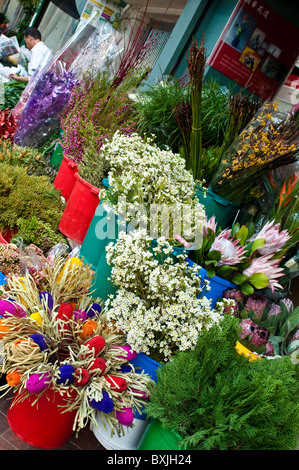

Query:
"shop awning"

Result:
[[50, 0, 80, 19]]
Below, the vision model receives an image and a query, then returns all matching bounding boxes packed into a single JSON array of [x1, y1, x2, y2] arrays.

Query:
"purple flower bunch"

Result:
[[14, 70, 78, 148], [60, 74, 137, 164]]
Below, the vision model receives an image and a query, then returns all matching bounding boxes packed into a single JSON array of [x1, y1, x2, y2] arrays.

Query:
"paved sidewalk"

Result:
[[0, 386, 105, 450]]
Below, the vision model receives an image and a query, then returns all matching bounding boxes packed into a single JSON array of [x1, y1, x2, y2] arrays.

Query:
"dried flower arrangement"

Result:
[[0, 256, 152, 436]]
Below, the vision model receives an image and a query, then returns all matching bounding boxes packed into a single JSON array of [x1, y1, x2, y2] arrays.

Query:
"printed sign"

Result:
[[208, 0, 299, 100]]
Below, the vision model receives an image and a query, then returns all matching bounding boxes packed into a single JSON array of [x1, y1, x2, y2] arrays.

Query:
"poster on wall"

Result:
[[207, 0, 299, 100]]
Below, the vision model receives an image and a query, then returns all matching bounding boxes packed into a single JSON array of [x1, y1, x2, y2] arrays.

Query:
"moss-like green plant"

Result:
[[145, 315, 299, 450], [0, 163, 64, 232], [16, 216, 66, 252]]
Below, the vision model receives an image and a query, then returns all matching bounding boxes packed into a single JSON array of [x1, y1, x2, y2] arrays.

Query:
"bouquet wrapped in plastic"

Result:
[[211, 102, 299, 204], [13, 63, 78, 147], [13, 14, 119, 148]]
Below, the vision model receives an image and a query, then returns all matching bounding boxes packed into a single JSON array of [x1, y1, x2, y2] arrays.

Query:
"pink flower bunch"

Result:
[[210, 229, 246, 265], [242, 254, 285, 292], [248, 220, 290, 256]]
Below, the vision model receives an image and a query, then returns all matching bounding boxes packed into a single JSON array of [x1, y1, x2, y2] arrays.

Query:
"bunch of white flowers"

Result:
[[105, 230, 227, 362], [99, 131, 206, 248]]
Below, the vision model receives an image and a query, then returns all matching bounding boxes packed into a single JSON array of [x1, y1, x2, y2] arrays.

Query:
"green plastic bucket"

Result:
[[196, 186, 239, 229], [90, 216, 135, 301], [90, 249, 117, 301], [137, 419, 185, 450], [50, 130, 63, 169], [80, 202, 117, 270]]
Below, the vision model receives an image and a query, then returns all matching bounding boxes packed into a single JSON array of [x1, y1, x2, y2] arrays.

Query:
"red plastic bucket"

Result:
[[7, 388, 78, 449], [53, 153, 78, 202], [58, 174, 100, 244]]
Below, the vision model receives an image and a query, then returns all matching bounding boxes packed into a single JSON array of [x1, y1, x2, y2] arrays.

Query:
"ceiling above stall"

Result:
[[124, 0, 188, 24]]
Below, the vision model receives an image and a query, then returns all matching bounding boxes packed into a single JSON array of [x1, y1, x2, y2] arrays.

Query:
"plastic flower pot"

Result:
[[0, 272, 6, 286], [90, 249, 118, 301], [7, 388, 78, 449], [0, 227, 18, 243], [53, 153, 78, 202], [196, 186, 239, 229], [90, 219, 135, 301], [50, 135, 63, 169], [186, 258, 236, 308], [130, 353, 161, 420], [0, 232, 8, 244], [137, 419, 185, 450], [80, 202, 118, 270], [92, 416, 149, 450], [58, 174, 100, 244]]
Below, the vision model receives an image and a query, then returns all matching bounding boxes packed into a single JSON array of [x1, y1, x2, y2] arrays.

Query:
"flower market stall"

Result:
[[0, 19, 298, 453]]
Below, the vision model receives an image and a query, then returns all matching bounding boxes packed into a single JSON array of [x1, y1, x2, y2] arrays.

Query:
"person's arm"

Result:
[[9, 73, 29, 82]]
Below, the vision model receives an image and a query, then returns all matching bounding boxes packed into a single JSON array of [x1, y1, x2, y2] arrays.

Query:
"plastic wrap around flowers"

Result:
[[0, 256, 151, 436], [14, 69, 78, 148]]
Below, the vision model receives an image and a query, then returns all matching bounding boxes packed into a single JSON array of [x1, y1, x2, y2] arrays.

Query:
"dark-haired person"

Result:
[[9, 27, 52, 82]]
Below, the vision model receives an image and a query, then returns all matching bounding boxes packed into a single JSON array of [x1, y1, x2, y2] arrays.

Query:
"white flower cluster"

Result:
[[105, 230, 225, 362], [99, 131, 206, 247]]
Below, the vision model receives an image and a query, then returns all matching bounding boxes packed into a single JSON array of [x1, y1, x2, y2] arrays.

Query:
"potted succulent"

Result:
[[0, 255, 152, 449], [140, 315, 299, 450]]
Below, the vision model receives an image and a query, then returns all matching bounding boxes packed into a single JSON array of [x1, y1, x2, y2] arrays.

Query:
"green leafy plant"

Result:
[[1, 81, 27, 110], [0, 163, 64, 233], [0, 138, 44, 172], [174, 37, 261, 185], [16, 216, 66, 252], [145, 315, 299, 450]]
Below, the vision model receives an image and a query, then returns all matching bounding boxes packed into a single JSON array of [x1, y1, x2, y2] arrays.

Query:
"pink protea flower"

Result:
[[268, 303, 281, 317], [250, 326, 270, 347], [210, 229, 246, 266], [249, 221, 290, 256], [265, 341, 275, 356], [222, 288, 246, 315], [281, 297, 293, 312], [245, 294, 267, 319], [292, 329, 299, 340], [203, 216, 217, 236], [242, 254, 285, 292], [239, 318, 256, 339], [223, 287, 246, 303]]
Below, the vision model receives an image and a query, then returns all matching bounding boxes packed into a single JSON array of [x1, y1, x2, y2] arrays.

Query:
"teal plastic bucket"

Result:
[[90, 249, 118, 302], [186, 258, 236, 308], [196, 186, 239, 229], [137, 419, 185, 450], [80, 202, 118, 270], [90, 217, 135, 301], [50, 130, 63, 169]]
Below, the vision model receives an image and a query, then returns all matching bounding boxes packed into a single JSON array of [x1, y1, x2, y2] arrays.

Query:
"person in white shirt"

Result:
[[9, 27, 52, 82]]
